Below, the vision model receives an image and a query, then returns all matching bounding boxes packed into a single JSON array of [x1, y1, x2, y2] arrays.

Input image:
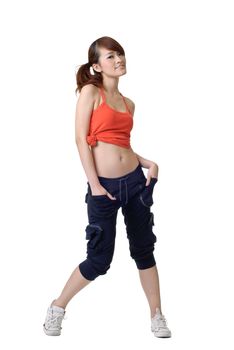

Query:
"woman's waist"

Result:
[[91, 143, 140, 178]]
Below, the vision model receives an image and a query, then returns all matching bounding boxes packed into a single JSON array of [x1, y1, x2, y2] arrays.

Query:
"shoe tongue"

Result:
[[52, 305, 65, 313]]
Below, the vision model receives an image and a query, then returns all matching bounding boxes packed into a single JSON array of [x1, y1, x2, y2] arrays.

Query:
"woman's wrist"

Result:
[[148, 161, 157, 169]]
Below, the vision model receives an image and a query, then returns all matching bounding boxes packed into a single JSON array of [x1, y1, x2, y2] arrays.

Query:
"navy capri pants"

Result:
[[79, 162, 158, 281]]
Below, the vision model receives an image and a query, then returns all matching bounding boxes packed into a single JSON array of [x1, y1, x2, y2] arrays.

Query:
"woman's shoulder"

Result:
[[80, 83, 100, 94], [79, 84, 101, 104]]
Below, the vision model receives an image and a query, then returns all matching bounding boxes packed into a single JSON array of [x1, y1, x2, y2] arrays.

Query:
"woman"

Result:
[[43, 36, 171, 338]]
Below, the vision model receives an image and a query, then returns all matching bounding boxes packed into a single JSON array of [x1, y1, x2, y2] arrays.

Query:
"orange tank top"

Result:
[[86, 87, 133, 148]]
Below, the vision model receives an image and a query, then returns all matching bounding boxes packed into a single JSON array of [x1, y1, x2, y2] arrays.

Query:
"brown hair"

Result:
[[75, 36, 125, 95]]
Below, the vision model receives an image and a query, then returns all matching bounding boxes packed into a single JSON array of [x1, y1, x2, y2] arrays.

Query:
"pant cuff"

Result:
[[135, 254, 156, 269], [78, 260, 98, 281]]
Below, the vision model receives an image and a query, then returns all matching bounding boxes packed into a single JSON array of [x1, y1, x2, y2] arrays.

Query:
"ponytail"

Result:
[[75, 62, 102, 95]]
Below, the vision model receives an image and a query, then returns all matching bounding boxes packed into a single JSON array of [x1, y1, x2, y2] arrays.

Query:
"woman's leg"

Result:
[[138, 264, 162, 318], [52, 266, 92, 309], [121, 178, 161, 319]]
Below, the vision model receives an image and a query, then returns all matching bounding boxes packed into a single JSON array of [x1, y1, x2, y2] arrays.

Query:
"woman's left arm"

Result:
[[126, 98, 159, 183], [134, 152, 159, 185]]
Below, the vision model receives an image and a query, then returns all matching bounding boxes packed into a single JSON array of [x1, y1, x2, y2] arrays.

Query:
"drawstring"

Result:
[[118, 177, 128, 204]]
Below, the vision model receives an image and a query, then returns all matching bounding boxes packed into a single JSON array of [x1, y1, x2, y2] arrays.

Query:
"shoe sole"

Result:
[[151, 329, 171, 338], [151, 327, 171, 337], [154, 333, 171, 338]]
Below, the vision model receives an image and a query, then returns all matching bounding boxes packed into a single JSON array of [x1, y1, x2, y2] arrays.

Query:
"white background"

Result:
[[0, 0, 233, 349]]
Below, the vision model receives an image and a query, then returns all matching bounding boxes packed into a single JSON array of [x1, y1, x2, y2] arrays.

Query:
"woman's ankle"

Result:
[[51, 298, 66, 310], [151, 306, 162, 318]]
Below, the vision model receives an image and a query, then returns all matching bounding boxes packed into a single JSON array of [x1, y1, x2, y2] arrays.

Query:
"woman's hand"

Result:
[[145, 162, 159, 186], [91, 184, 117, 200]]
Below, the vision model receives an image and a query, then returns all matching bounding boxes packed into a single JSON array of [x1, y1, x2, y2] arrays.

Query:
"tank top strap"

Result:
[[120, 93, 131, 114], [99, 87, 106, 104]]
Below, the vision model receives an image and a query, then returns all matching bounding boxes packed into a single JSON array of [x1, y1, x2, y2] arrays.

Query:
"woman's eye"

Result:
[[107, 53, 123, 58]]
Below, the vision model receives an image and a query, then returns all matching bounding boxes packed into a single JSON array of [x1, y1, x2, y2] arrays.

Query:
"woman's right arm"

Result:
[[75, 84, 100, 191]]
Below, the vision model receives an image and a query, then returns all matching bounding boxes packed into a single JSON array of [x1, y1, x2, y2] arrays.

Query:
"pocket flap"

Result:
[[85, 224, 103, 248]]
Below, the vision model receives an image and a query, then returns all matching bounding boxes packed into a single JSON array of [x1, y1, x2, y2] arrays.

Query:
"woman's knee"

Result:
[[79, 223, 115, 280]]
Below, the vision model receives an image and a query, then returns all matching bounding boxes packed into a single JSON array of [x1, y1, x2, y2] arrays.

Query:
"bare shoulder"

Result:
[[80, 83, 99, 98], [77, 84, 101, 111], [124, 96, 135, 116]]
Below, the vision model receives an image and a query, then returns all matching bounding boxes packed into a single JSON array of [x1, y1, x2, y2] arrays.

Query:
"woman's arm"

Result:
[[126, 98, 159, 180], [134, 152, 159, 182], [75, 85, 100, 189], [134, 152, 157, 169]]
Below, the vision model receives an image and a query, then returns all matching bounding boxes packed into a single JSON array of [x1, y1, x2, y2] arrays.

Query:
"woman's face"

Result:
[[93, 47, 127, 77]]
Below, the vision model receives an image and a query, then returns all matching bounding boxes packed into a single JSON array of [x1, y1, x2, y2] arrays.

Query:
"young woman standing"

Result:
[[43, 36, 171, 338]]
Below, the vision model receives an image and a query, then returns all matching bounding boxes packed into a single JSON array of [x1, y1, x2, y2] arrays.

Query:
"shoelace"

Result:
[[152, 314, 168, 329], [45, 309, 67, 329]]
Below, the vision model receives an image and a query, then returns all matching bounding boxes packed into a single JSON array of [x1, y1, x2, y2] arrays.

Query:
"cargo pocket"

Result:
[[85, 223, 104, 253], [138, 177, 157, 207]]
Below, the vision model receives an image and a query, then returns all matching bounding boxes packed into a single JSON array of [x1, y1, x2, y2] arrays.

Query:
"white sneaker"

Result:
[[43, 299, 67, 336], [151, 307, 171, 338]]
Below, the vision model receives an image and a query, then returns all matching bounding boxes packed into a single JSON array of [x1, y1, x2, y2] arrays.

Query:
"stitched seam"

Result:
[[139, 194, 151, 208], [138, 184, 151, 208]]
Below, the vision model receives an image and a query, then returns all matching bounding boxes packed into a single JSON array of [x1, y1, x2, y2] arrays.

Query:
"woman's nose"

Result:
[[115, 58, 124, 65]]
